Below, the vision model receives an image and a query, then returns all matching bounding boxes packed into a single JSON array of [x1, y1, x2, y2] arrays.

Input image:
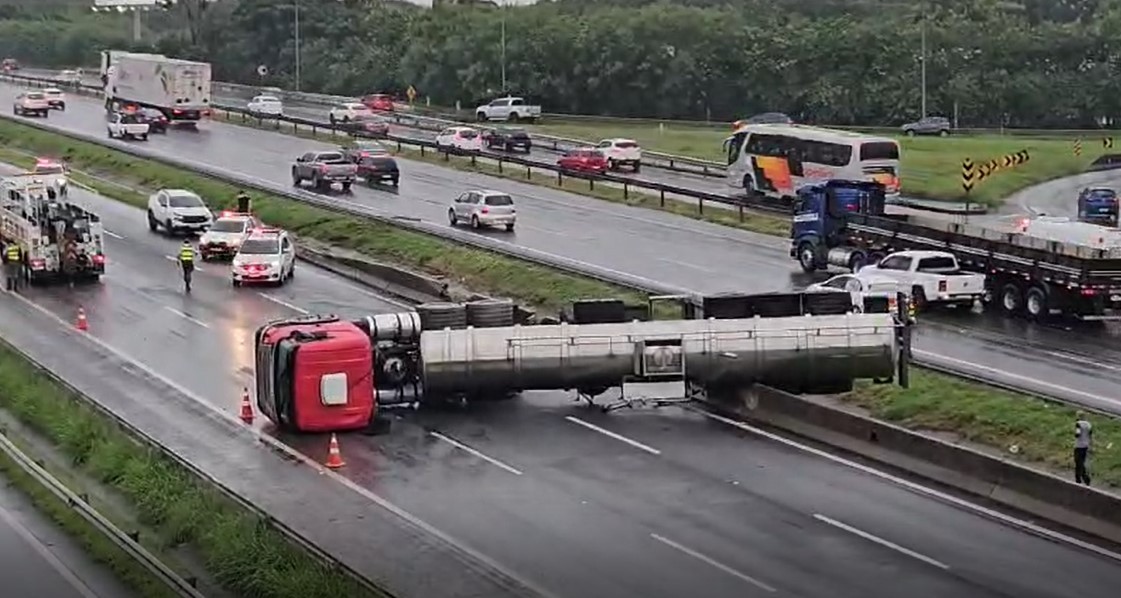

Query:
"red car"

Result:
[[361, 94, 395, 112], [557, 148, 608, 173]]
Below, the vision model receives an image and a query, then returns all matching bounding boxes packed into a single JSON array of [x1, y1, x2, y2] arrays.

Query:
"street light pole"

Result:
[[294, 0, 302, 92], [920, 3, 927, 118], [500, 2, 507, 93]]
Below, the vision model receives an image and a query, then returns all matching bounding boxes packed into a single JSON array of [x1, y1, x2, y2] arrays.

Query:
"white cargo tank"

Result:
[[417, 311, 898, 397], [1014, 215, 1121, 248]]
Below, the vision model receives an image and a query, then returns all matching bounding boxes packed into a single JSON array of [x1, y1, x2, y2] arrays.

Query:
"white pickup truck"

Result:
[[475, 97, 541, 123], [856, 250, 986, 309]]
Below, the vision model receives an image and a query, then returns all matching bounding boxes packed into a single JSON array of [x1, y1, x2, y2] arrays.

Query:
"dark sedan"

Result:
[[346, 114, 390, 138], [483, 126, 532, 152], [137, 108, 169, 133], [358, 153, 400, 186]]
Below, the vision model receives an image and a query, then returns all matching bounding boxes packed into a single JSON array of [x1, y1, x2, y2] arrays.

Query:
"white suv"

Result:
[[231, 228, 296, 286], [147, 189, 213, 235], [13, 92, 50, 117], [435, 126, 483, 152], [329, 102, 372, 124], [596, 138, 642, 172], [448, 190, 517, 232]]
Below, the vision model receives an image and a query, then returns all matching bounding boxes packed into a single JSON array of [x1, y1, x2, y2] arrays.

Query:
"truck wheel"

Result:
[[939, 130, 949, 137], [999, 283, 1023, 314], [341, 182, 352, 192], [505, 223, 515, 232], [633, 162, 641, 173], [608, 159, 617, 171], [1024, 286, 1048, 320], [448, 209, 457, 226], [476, 112, 488, 122], [867, 252, 885, 266], [291, 170, 301, 186], [147, 210, 158, 232], [471, 215, 481, 229], [797, 242, 819, 273], [847, 251, 868, 272], [508, 113, 519, 123], [165, 220, 175, 236], [911, 286, 928, 311], [906, 130, 916, 137], [140, 134, 148, 141]]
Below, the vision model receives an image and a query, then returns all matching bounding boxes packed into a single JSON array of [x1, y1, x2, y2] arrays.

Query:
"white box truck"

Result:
[[101, 51, 211, 125]]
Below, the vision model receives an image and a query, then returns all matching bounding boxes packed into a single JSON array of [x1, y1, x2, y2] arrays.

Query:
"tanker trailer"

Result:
[[253, 292, 908, 433]]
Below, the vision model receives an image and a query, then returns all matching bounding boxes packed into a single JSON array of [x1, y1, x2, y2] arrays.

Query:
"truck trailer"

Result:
[[101, 50, 211, 125], [0, 174, 106, 283], [791, 180, 1121, 320]]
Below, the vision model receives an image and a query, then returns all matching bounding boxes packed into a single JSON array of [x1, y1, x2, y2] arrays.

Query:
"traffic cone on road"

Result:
[[75, 306, 88, 331], [239, 388, 254, 424], [324, 434, 345, 469]]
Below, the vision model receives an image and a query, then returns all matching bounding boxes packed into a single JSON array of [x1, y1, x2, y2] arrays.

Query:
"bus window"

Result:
[[725, 132, 746, 165], [860, 142, 899, 161]]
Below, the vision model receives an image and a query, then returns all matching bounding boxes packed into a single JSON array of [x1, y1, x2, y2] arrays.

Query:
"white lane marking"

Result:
[[0, 501, 102, 598], [813, 514, 949, 570], [649, 533, 777, 593], [162, 306, 211, 328], [564, 416, 661, 455], [658, 257, 716, 274], [102, 230, 124, 239], [913, 348, 1119, 405], [0, 290, 557, 598], [429, 432, 524, 476], [690, 407, 1121, 563], [163, 255, 205, 272], [256, 292, 309, 314]]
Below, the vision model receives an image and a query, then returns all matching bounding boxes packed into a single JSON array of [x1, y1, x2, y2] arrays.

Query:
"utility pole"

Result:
[[500, 1, 507, 93], [294, 0, 301, 91], [132, 9, 142, 42], [920, 2, 927, 118]]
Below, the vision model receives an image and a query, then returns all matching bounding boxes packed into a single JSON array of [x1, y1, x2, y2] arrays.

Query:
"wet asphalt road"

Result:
[[5, 181, 1121, 596], [0, 471, 139, 598], [4, 81, 1121, 415]]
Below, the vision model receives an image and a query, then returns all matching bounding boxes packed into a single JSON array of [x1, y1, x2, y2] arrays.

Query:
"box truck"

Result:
[[101, 51, 211, 125]]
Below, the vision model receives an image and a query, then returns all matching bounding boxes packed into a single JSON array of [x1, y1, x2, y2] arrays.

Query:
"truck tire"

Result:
[[341, 182, 352, 192], [847, 251, 868, 272], [165, 219, 176, 236], [508, 113, 519, 123], [633, 162, 641, 173], [911, 286, 928, 311], [797, 242, 819, 273], [1024, 286, 1048, 320], [147, 210, 158, 232], [140, 134, 148, 141], [999, 283, 1023, 315], [471, 215, 481, 229], [448, 209, 457, 226], [291, 169, 302, 186], [939, 129, 949, 137], [476, 112, 488, 122], [905, 130, 916, 137]]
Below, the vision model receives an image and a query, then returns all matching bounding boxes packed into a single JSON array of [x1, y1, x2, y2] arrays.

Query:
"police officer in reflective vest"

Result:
[[236, 191, 251, 214], [177, 240, 195, 293], [4, 242, 22, 292]]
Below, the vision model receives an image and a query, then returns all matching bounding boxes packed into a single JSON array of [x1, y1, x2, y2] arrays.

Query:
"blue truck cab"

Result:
[[1077, 187, 1118, 226], [790, 180, 887, 273]]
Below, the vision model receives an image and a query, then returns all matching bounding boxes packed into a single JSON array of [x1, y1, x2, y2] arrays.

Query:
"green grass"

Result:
[[0, 340, 389, 598], [526, 122, 1098, 207], [843, 368, 1121, 489], [0, 447, 184, 598], [212, 110, 791, 237], [0, 117, 645, 313]]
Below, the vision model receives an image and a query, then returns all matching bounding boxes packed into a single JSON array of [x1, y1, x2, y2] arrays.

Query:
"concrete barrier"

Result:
[[708, 386, 1121, 546]]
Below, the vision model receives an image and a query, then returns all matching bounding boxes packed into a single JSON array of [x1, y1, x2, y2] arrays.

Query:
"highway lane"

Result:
[[0, 471, 140, 598], [1006, 167, 1121, 218], [16, 177, 1121, 597], [4, 80, 1121, 413]]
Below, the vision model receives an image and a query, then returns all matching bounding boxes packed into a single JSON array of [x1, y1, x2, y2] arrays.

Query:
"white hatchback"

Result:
[[596, 138, 643, 172], [435, 126, 483, 152], [329, 102, 372, 124], [448, 190, 516, 232], [247, 95, 284, 117]]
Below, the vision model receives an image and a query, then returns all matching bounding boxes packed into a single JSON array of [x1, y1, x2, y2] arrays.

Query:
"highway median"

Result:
[[0, 115, 1118, 531]]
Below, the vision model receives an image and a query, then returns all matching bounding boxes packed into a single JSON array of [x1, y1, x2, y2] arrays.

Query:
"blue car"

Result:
[[1077, 187, 1119, 226]]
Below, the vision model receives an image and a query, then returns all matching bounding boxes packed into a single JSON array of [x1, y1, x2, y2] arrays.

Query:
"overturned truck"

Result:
[[253, 292, 912, 433]]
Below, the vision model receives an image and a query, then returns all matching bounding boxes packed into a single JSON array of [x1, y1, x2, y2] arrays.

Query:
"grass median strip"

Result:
[[0, 340, 388, 598], [1, 116, 1116, 501], [843, 368, 1121, 489], [0, 117, 643, 313], [210, 110, 791, 237], [525, 122, 1096, 207]]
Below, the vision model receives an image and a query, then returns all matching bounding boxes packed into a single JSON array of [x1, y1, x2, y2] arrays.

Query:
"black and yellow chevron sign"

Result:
[[1000, 150, 1030, 168], [1075, 138, 1083, 156], [968, 150, 1030, 188], [1105, 137, 1115, 150], [961, 158, 976, 193]]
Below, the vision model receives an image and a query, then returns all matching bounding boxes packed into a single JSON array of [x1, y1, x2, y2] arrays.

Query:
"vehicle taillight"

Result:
[[29, 259, 45, 269], [320, 165, 329, 173], [938, 280, 947, 293], [92, 254, 105, 265], [360, 152, 369, 158], [480, 207, 490, 214], [1081, 288, 1097, 296]]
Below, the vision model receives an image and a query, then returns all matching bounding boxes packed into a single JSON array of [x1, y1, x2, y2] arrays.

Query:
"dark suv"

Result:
[[482, 127, 532, 152], [901, 116, 951, 137]]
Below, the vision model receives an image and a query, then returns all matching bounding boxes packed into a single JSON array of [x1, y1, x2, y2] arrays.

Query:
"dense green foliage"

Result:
[[4, 0, 1121, 127]]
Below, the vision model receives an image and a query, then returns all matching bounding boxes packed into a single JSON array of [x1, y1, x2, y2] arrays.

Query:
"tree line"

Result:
[[3, 0, 1121, 128]]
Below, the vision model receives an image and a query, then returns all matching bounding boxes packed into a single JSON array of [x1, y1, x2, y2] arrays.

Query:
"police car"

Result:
[[197, 211, 258, 261], [230, 228, 295, 286]]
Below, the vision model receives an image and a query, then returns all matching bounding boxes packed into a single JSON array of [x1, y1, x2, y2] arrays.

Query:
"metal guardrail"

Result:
[[0, 427, 206, 597], [0, 335, 395, 598], [1, 72, 985, 217]]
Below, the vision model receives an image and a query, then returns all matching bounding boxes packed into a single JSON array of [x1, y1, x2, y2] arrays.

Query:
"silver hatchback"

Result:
[[448, 190, 517, 232]]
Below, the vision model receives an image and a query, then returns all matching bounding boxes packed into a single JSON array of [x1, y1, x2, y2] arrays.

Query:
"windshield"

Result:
[[34, 165, 64, 174], [168, 193, 204, 208], [26, 93, 43, 100], [239, 239, 278, 255], [317, 152, 346, 162], [458, 130, 478, 139], [210, 219, 246, 233], [44, 89, 61, 95], [615, 141, 639, 149], [1087, 189, 1117, 201]]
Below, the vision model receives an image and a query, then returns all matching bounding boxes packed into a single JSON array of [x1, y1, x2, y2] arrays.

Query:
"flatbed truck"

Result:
[[791, 180, 1121, 320]]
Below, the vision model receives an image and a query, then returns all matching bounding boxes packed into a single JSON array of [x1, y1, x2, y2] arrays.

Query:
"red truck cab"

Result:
[[557, 148, 608, 173]]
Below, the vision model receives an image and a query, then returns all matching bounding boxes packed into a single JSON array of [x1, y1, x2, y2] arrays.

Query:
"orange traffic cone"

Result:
[[239, 388, 254, 424], [325, 433, 345, 469], [75, 306, 88, 331]]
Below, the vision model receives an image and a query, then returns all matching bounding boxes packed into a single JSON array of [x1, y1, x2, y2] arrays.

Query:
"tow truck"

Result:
[[791, 179, 1121, 320], [0, 174, 106, 283]]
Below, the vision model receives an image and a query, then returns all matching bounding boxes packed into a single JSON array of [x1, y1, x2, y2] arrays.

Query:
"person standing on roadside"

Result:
[[1074, 411, 1093, 486], [3, 242, 22, 292]]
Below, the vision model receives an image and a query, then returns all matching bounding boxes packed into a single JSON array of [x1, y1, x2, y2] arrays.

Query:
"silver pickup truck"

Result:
[[291, 150, 358, 191]]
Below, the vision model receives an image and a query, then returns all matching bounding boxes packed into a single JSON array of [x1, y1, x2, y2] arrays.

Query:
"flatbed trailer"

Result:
[[791, 180, 1121, 320]]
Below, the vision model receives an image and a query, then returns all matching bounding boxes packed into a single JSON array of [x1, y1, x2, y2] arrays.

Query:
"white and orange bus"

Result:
[[723, 124, 901, 200]]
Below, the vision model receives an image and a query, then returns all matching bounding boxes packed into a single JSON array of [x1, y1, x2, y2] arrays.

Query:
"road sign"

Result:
[[406, 85, 417, 103], [1105, 137, 1115, 150], [961, 158, 976, 193], [1075, 138, 1083, 156], [257, 65, 269, 77]]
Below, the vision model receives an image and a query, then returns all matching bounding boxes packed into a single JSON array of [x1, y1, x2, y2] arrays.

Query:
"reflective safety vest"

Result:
[[5, 245, 19, 263], [178, 246, 194, 263]]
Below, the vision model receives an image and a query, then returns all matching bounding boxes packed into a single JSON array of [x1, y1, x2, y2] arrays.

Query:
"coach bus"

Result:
[[722, 124, 901, 200]]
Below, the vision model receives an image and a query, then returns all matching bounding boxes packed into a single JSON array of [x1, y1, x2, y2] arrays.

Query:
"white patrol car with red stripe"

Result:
[[231, 227, 295, 286], [197, 211, 259, 260]]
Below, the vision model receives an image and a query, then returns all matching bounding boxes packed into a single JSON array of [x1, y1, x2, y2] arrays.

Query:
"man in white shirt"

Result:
[[1074, 411, 1093, 486]]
